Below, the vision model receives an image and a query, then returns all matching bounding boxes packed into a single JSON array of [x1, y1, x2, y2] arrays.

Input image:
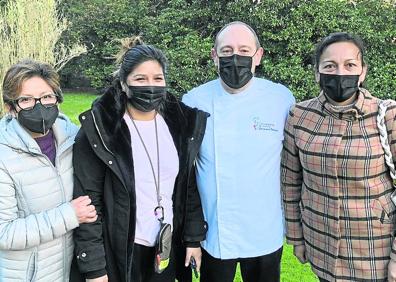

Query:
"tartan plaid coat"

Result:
[[281, 89, 396, 281]]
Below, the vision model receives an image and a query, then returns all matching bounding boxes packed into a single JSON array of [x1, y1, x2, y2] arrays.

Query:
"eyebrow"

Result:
[[321, 58, 359, 64], [19, 91, 54, 97], [132, 73, 164, 77], [219, 45, 253, 50], [238, 45, 253, 49], [219, 45, 233, 50]]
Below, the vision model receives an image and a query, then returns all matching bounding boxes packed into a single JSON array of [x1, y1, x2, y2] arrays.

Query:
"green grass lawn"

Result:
[[61, 92, 318, 282], [60, 92, 98, 124]]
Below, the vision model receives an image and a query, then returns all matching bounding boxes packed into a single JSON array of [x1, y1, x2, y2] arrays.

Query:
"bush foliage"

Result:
[[0, 0, 85, 116], [60, 0, 395, 101]]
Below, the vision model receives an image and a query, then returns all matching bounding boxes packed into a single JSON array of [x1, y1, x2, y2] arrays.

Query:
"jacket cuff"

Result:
[[183, 221, 208, 243], [76, 245, 106, 274], [85, 269, 107, 279], [60, 202, 79, 231], [184, 241, 201, 248]]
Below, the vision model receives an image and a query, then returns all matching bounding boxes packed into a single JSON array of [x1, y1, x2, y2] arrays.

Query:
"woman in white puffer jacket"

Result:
[[0, 59, 97, 282]]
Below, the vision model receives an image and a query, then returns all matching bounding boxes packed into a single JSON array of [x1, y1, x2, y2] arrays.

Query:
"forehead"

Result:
[[216, 24, 256, 50], [320, 41, 361, 62], [130, 60, 164, 75], [20, 76, 53, 96]]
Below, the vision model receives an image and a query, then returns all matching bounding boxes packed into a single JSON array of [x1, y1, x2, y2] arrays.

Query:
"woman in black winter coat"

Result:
[[72, 36, 208, 282]]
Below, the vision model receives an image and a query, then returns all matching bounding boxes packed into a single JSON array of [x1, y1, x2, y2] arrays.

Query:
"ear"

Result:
[[315, 71, 320, 83], [5, 103, 17, 117], [120, 81, 128, 93], [211, 48, 219, 68], [253, 47, 264, 66], [5, 103, 11, 112], [359, 65, 368, 85]]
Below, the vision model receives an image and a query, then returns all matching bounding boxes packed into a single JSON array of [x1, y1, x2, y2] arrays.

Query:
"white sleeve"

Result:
[[0, 163, 79, 250]]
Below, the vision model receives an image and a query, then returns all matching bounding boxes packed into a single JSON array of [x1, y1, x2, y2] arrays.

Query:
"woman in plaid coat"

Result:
[[281, 32, 396, 282]]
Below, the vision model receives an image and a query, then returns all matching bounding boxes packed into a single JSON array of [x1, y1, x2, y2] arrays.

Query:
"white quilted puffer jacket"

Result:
[[0, 113, 79, 282]]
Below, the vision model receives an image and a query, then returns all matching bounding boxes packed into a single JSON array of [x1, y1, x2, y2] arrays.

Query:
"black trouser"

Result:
[[131, 243, 176, 282], [200, 247, 283, 282]]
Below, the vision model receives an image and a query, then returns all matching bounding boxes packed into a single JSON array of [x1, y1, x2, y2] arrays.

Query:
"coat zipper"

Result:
[[91, 111, 115, 156], [48, 143, 69, 281], [27, 140, 72, 281]]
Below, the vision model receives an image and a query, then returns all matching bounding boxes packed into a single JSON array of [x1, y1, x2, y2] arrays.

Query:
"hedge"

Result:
[[60, 0, 396, 101]]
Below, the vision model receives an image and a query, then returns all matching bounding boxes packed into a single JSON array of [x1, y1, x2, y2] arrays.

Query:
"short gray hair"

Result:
[[214, 21, 261, 50]]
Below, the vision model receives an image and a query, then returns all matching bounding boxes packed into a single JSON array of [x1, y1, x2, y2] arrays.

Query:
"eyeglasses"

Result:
[[13, 93, 59, 110]]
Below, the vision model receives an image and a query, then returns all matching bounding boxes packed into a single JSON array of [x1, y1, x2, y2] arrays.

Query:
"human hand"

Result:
[[388, 259, 396, 282], [293, 244, 307, 264], [86, 274, 108, 282], [71, 196, 97, 224], [185, 247, 202, 273]]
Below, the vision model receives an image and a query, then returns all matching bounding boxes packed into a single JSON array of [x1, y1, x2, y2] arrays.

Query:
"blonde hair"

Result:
[[114, 36, 144, 65], [113, 35, 168, 83]]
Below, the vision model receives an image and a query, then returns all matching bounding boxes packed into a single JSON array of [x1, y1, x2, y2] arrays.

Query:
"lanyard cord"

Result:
[[130, 114, 164, 222]]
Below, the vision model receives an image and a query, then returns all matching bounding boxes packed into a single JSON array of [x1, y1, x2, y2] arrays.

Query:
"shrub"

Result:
[[0, 0, 86, 116], [60, 0, 395, 101]]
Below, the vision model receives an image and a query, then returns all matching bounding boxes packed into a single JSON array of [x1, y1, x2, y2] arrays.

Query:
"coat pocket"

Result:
[[26, 251, 37, 282], [299, 186, 307, 212], [371, 195, 396, 224]]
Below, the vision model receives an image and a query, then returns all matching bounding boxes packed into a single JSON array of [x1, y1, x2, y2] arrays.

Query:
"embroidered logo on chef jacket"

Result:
[[252, 117, 278, 132]]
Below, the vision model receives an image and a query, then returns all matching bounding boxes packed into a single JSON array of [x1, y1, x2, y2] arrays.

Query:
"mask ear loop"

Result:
[[357, 66, 366, 88], [357, 50, 366, 87], [7, 101, 18, 118], [10, 102, 17, 112], [120, 81, 132, 97], [251, 48, 259, 58]]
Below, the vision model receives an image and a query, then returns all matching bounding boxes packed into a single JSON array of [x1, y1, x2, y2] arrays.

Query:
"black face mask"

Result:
[[319, 73, 360, 103], [17, 103, 59, 134], [127, 85, 167, 112], [218, 54, 253, 89]]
